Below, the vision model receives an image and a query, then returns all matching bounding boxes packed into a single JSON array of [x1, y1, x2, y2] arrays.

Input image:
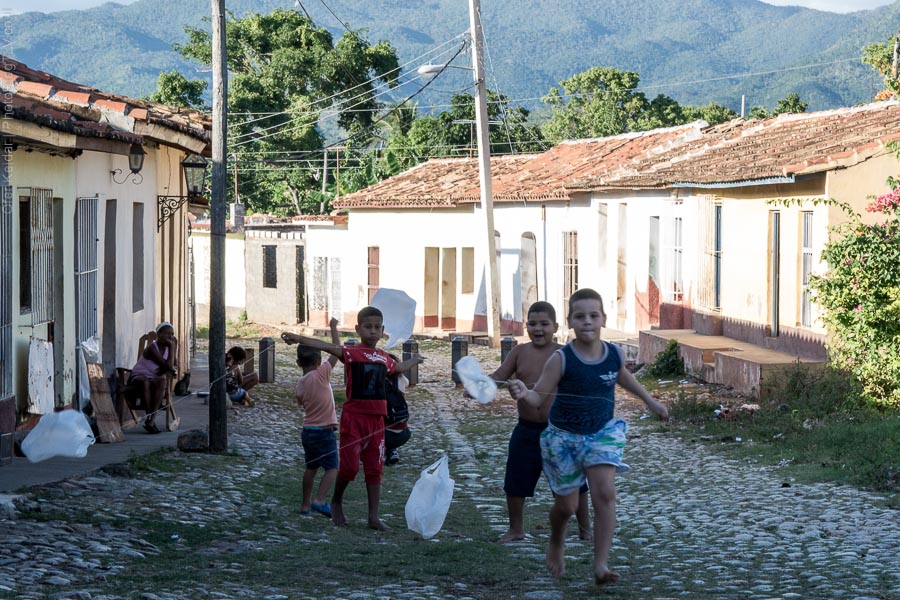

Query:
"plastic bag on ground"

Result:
[[21, 409, 96, 463], [405, 454, 454, 539], [455, 355, 497, 404], [370, 288, 416, 349]]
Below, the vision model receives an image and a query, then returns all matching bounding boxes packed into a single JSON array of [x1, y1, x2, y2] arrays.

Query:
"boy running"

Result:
[[489, 301, 591, 543], [508, 289, 668, 584]]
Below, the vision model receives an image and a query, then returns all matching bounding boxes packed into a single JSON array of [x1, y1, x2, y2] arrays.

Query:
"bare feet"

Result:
[[368, 519, 389, 531], [545, 539, 566, 577], [594, 569, 620, 585], [499, 529, 526, 543], [578, 526, 593, 541], [331, 502, 347, 526]]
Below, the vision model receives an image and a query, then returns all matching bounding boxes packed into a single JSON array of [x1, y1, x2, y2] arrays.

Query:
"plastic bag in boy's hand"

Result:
[[455, 355, 497, 404], [405, 454, 454, 539], [21, 409, 96, 463], [370, 288, 416, 349]]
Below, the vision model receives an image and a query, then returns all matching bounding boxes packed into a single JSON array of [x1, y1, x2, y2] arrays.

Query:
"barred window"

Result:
[[263, 245, 277, 288]]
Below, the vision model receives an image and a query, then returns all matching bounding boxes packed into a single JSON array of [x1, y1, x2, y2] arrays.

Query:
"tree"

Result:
[[172, 9, 399, 214], [863, 36, 900, 100], [682, 102, 738, 126], [149, 70, 208, 110], [748, 93, 808, 120]]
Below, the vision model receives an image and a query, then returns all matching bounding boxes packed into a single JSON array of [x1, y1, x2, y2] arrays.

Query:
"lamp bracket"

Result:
[[111, 169, 143, 185], [157, 195, 190, 231]]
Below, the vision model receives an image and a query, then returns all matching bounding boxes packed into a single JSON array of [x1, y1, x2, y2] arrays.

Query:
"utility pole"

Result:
[[320, 149, 328, 214], [469, 0, 501, 348], [892, 33, 899, 81], [209, 0, 228, 452], [740, 95, 746, 119]]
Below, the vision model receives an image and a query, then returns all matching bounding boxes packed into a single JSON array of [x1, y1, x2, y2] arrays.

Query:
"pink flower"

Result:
[[854, 305, 862, 311], [867, 187, 900, 213]]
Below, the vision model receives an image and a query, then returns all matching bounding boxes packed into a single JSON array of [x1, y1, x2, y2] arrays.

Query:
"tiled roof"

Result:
[[0, 55, 210, 152], [574, 101, 900, 189], [335, 154, 537, 208]]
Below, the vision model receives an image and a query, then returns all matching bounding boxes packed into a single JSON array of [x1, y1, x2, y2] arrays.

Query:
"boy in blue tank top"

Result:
[[508, 288, 668, 586]]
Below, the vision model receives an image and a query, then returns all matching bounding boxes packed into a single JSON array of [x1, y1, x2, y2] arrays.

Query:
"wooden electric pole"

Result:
[[209, 0, 228, 452]]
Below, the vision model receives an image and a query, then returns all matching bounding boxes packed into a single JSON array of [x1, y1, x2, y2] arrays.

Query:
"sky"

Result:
[[0, 0, 894, 14]]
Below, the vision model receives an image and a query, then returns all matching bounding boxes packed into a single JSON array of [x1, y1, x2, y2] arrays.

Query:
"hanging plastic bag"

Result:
[[21, 409, 96, 463], [455, 355, 497, 404], [405, 454, 454, 539], [370, 288, 416, 349]]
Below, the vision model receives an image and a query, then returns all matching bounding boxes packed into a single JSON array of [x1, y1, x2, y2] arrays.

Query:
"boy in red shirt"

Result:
[[282, 306, 423, 530]]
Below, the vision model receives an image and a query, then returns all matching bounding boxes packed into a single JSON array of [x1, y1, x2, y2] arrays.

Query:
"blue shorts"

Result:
[[301, 426, 338, 471], [504, 419, 589, 498], [540, 419, 629, 496], [229, 388, 246, 403]]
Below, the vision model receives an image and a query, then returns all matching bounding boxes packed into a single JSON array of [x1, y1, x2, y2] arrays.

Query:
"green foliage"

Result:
[[809, 162, 900, 409], [646, 339, 685, 378], [747, 92, 809, 119], [172, 8, 399, 214], [862, 36, 900, 99], [148, 70, 208, 109]]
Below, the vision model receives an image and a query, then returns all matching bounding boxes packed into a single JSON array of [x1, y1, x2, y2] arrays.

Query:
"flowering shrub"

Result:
[[810, 186, 900, 409]]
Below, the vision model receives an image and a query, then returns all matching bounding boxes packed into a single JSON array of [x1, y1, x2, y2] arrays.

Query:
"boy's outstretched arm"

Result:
[[280, 331, 343, 359], [489, 345, 520, 383], [326, 318, 341, 366], [617, 367, 669, 420], [396, 353, 424, 374], [508, 352, 562, 408]]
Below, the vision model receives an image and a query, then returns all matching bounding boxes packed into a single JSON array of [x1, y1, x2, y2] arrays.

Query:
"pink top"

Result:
[[295, 362, 338, 428], [130, 342, 169, 379]]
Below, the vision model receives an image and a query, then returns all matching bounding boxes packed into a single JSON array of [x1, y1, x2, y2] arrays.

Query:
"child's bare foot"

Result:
[[499, 529, 526, 543], [594, 569, 620, 585], [545, 540, 566, 577], [578, 526, 593, 541], [367, 518, 389, 531], [331, 502, 347, 526]]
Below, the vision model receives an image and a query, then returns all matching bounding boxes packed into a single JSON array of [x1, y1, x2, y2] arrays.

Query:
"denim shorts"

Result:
[[301, 426, 338, 470]]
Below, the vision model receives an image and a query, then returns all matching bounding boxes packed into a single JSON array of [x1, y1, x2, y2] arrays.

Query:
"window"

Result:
[[132, 203, 144, 312], [19, 188, 53, 324], [562, 231, 578, 320], [75, 197, 99, 344], [801, 211, 813, 327], [367, 246, 379, 303], [263, 245, 277, 288], [697, 195, 722, 310], [461, 247, 474, 294], [311, 256, 341, 319]]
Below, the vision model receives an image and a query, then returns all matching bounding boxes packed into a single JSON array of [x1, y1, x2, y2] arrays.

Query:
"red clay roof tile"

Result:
[[16, 81, 54, 98]]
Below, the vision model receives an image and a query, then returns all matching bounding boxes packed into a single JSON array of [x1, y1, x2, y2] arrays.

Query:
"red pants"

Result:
[[338, 411, 385, 484]]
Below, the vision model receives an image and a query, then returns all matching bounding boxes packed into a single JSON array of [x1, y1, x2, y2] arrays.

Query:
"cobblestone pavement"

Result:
[[1, 341, 897, 599]]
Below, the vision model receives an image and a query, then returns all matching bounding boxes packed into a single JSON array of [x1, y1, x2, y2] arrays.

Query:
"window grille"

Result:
[[263, 245, 277, 288], [367, 246, 379, 303], [0, 185, 12, 398], [311, 257, 328, 311], [132, 203, 144, 312], [19, 188, 54, 325], [696, 196, 722, 310], [75, 197, 99, 345], [295, 245, 306, 323], [329, 257, 342, 320], [801, 211, 814, 327], [562, 231, 578, 320]]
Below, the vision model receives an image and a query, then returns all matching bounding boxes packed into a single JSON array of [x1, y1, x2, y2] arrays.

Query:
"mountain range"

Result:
[[1, 0, 898, 114]]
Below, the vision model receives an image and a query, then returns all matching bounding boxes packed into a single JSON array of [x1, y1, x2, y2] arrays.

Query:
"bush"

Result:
[[811, 186, 900, 409], [646, 339, 685, 378]]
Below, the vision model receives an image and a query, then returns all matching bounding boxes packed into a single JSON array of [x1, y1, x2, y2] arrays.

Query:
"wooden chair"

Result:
[[116, 331, 180, 432]]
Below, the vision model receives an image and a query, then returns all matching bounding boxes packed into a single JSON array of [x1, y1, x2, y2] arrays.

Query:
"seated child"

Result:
[[295, 318, 341, 517], [127, 321, 178, 434], [225, 346, 259, 407]]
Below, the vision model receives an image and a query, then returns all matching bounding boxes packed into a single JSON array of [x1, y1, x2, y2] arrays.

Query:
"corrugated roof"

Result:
[[0, 55, 210, 151]]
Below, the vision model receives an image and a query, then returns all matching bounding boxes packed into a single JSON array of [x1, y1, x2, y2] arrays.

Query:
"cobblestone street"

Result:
[[1, 341, 897, 599]]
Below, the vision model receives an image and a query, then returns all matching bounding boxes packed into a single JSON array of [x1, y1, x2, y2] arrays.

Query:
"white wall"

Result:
[[191, 230, 247, 322]]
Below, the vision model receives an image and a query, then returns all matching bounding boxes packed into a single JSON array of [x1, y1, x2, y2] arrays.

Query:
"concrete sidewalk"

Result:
[[0, 354, 212, 494]]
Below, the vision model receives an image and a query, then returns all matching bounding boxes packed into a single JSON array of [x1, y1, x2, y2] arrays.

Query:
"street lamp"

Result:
[[110, 142, 147, 184], [157, 153, 209, 230], [417, 0, 502, 348]]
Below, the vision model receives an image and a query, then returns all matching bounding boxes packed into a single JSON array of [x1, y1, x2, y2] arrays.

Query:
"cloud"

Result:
[[0, 0, 138, 14], [761, 0, 893, 12]]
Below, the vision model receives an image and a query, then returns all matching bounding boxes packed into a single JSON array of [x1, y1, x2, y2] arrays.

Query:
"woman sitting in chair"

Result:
[[128, 322, 178, 434]]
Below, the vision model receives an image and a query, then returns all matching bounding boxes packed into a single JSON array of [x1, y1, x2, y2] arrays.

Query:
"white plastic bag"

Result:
[[405, 454, 454, 539], [455, 355, 497, 404], [370, 288, 416, 349], [21, 409, 96, 463]]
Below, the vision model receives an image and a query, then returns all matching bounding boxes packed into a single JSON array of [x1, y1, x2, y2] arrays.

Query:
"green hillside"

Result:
[[2, 0, 896, 112]]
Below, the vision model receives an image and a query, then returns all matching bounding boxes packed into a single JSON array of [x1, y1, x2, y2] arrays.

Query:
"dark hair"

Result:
[[357, 306, 384, 322], [227, 346, 246, 362], [527, 301, 556, 322], [568, 288, 605, 315], [296, 344, 322, 369]]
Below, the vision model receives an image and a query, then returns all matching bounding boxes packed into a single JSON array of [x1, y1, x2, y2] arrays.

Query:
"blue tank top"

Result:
[[548, 341, 622, 435]]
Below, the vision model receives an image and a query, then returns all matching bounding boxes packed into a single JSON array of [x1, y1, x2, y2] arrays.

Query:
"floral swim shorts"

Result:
[[539, 419, 629, 496]]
